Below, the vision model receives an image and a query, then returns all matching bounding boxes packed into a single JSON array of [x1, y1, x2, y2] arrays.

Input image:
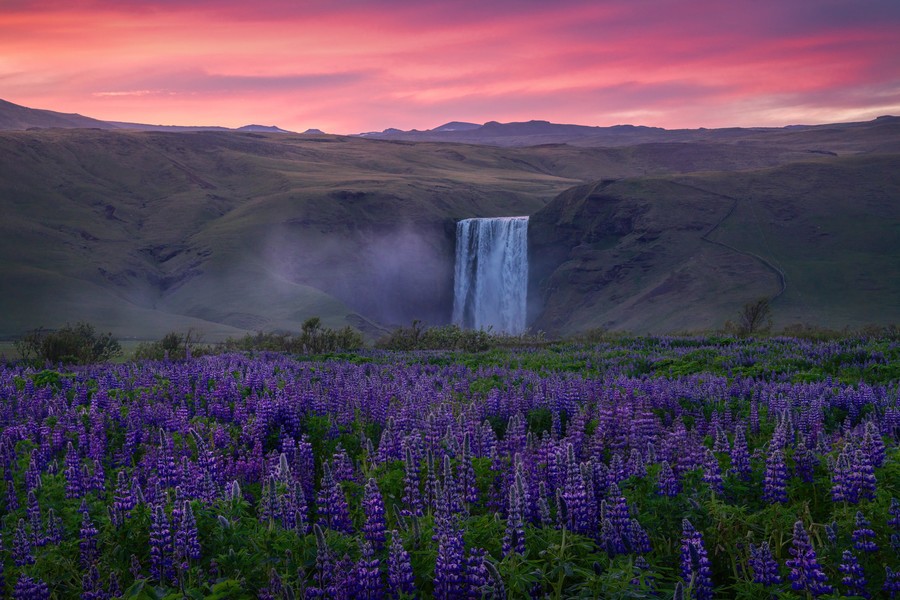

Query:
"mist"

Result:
[[264, 221, 456, 328]]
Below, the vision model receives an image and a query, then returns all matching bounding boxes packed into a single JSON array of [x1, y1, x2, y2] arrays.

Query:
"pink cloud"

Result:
[[0, 0, 898, 132]]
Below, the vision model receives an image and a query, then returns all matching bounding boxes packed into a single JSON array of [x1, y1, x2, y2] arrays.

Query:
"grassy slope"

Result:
[[530, 154, 900, 334], [0, 130, 586, 339], [2, 121, 899, 339]]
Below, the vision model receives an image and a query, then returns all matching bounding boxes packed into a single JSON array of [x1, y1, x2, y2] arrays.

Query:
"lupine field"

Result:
[[1, 336, 900, 598]]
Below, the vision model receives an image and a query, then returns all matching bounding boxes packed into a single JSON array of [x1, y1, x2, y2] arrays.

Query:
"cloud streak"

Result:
[[1, 0, 898, 132]]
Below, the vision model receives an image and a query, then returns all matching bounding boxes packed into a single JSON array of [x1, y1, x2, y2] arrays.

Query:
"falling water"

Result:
[[452, 216, 529, 334]]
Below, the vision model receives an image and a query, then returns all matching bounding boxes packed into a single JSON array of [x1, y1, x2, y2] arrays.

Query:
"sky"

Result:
[[2, 0, 899, 134]]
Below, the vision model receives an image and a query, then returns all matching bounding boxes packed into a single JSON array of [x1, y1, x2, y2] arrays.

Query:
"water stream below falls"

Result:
[[452, 216, 528, 334]]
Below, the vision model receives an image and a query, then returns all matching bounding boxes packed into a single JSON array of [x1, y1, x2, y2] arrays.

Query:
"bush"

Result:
[[219, 318, 365, 355], [724, 298, 772, 337], [133, 329, 207, 361], [376, 321, 494, 352], [15, 322, 121, 365]]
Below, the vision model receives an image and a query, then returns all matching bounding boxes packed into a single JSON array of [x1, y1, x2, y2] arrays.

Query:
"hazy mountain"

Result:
[[1, 99, 899, 340], [0, 98, 116, 130], [0, 98, 295, 134], [359, 116, 900, 149]]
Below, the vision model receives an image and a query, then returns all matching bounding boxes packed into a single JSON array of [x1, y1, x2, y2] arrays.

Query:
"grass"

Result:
[[2, 126, 899, 340]]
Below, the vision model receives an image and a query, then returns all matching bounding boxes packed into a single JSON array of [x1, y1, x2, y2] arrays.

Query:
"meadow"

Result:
[[1, 335, 899, 598]]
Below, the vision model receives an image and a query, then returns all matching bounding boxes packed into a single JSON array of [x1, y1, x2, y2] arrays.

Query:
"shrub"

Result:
[[15, 322, 121, 365], [724, 298, 772, 337], [219, 318, 365, 355], [376, 321, 494, 352], [133, 329, 207, 361]]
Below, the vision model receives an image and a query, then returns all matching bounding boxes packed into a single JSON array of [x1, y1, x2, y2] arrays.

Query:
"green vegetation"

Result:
[[14, 321, 121, 365], [2, 121, 898, 341]]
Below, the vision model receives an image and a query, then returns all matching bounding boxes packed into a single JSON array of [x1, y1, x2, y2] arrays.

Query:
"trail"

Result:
[[668, 181, 787, 302]]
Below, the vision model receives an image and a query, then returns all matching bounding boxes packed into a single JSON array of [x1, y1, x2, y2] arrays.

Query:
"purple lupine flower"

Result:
[[825, 521, 838, 545], [713, 426, 729, 454], [748, 542, 781, 586], [458, 432, 478, 506], [852, 449, 877, 501], [363, 478, 386, 550], [562, 445, 590, 535], [852, 512, 878, 553], [64, 442, 83, 499], [316, 464, 352, 534], [111, 470, 134, 527], [82, 563, 104, 600], [729, 427, 751, 480], [465, 547, 489, 600], [13, 518, 34, 567], [149, 504, 174, 585], [7, 480, 19, 511], [792, 440, 817, 483], [425, 452, 440, 513], [630, 555, 655, 590], [890, 498, 900, 530], [701, 448, 723, 495], [80, 510, 98, 568], [352, 540, 383, 600], [657, 461, 680, 497], [258, 569, 284, 600], [44, 507, 62, 545], [831, 450, 852, 503], [434, 527, 466, 599], [308, 525, 336, 598], [626, 448, 646, 479], [786, 520, 831, 597], [839, 550, 869, 599], [107, 572, 121, 599], [762, 448, 788, 504], [680, 519, 713, 600], [502, 472, 526, 557], [89, 458, 105, 492], [388, 530, 415, 598], [400, 445, 423, 518], [177, 501, 201, 564], [862, 420, 885, 467], [330, 446, 355, 483], [626, 517, 652, 554], [13, 575, 49, 600], [26, 490, 43, 546], [600, 486, 630, 556], [885, 566, 900, 598], [130, 554, 143, 580]]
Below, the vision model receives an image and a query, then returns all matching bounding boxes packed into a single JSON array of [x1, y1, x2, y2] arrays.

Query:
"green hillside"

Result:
[[2, 118, 898, 340], [530, 155, 900, 333]]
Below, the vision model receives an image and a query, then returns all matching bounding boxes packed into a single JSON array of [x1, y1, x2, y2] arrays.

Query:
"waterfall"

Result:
[[452, 216, 529, 334]]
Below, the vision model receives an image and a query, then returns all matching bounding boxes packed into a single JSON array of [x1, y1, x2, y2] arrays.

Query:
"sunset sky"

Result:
[[2, 0, 899, 133]]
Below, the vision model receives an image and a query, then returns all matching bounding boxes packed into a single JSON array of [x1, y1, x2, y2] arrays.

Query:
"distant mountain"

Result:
[[0, 98, 294, 133], [0, 98, 116, 130], [109, 121, 294, 134], [431, 121, 480, 132], [358, 116, 900, 148]]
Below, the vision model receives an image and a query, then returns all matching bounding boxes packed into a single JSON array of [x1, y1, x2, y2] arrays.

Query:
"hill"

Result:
[[530, 154, 900, 334], [1, 104, 899, 339], [0, 98, 295, 134], [0, 98, 116, 130]]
